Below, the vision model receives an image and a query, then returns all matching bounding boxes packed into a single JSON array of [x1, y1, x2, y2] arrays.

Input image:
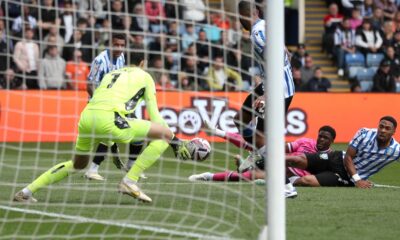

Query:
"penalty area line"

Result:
[[0, 205, 228, 240]]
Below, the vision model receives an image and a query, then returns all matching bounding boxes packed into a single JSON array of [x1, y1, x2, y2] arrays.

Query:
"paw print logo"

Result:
[[179, 110, 202, 135]]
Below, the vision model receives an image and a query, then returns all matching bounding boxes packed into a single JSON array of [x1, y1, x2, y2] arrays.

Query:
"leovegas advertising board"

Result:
[[1, 90, 400, 143]]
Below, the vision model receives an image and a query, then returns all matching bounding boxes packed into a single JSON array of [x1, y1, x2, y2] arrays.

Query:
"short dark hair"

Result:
[[112, 33, 126, 41], [380, 116, 397, 129], [319, 125, 336, 140]]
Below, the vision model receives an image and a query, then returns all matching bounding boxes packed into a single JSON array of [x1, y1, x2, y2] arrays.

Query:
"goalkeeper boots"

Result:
[[118, 180, 152, 203], [13, 191, 37, 203]]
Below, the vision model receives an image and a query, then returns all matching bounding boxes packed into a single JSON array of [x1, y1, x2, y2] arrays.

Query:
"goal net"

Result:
[[0, 0, 266, 239]]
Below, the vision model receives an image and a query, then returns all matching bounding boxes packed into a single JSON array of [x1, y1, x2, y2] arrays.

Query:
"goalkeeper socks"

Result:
[[126, 140, 169, 182], [27, 160, 74, 193], [225, 132, 253, 151]]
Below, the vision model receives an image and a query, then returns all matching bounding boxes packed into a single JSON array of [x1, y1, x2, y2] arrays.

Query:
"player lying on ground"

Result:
[[14, 67, 192, 203], [255, 116, 400, 187], [189, 126, 336, 183]]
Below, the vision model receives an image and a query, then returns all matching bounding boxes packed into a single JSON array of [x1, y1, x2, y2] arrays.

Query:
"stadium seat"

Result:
[[345, 53, 365, 67], [356, 68, 376, 82], [360, 81, 373, 92], [366, 53, 385, 67], [348, 66, 364, 79]]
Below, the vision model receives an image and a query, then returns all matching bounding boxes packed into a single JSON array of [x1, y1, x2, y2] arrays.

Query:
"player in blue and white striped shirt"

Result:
[[286, 116, 399, 188]]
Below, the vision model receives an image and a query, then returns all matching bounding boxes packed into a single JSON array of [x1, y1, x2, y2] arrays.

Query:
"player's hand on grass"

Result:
[[355, 180, 373, 189]]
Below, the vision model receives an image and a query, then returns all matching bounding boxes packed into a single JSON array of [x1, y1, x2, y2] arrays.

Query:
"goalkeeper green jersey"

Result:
[[85, 67, 166, 126]]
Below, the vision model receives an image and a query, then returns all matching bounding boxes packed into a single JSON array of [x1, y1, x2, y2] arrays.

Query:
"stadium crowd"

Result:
[[0, 0, 253, 91], [323, 0, 400, 92]]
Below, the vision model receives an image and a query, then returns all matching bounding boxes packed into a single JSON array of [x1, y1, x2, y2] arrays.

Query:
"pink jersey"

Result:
[[287, 138, 331, 177]]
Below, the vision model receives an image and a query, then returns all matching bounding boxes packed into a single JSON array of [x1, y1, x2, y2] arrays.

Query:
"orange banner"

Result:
[[1, 90, 400, 143]]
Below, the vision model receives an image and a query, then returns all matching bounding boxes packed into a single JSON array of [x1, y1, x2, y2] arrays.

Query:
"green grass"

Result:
[[0, 142, 400, 240]]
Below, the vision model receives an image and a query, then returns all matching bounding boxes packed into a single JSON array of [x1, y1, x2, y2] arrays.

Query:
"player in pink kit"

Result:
[[189, 126, 336, 183]]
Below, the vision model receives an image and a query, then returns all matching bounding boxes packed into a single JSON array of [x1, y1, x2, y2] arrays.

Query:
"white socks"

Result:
[[123, 176, 137, 185], [22, 188, 32, 197], [87, 162, 100, 173]]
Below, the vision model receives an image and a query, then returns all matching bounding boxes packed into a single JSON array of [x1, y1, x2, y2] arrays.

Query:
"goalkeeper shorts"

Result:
[[75, 110, 151, 153]]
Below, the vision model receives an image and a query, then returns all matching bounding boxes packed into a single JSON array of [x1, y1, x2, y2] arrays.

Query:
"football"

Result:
[[188, 138, 211, 162]]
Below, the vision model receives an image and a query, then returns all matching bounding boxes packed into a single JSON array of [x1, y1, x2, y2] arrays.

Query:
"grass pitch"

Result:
[[0, 142, 399, 240]]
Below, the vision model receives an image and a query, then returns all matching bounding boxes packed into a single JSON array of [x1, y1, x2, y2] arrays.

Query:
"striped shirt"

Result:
[[334, 28, 356, 48], [349, 128, 400, 180], [250, 19, 295, 98], [87, 49, 125, 88]]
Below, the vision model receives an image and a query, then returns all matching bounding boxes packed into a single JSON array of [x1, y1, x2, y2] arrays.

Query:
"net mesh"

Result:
[[0, 0, 265, 239]]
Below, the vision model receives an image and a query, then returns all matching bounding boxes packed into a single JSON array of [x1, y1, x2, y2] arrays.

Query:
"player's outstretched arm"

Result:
[[343, 146, 372, 188]]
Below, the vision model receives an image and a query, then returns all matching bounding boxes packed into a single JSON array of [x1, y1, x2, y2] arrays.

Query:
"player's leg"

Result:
[[188, 170, 254, 182], [117, 119, 190, 202], [84, 143, 108, 180]]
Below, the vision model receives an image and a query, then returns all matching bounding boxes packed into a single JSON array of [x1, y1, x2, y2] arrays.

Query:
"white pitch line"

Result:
[[373, 184, 400, 189], [0, 205, 228, 240]]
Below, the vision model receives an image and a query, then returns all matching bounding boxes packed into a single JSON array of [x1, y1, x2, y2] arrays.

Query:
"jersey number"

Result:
[[107, 73, 121, 88]]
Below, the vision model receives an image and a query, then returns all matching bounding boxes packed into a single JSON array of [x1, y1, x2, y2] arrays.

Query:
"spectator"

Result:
[[374, 0, 397, 21], [334, 18, 357, 76], [371, 7, 384, 30], [300, 55, 315, 84], [0, 68, 25, 89], [59, 0, 75, 44], [130, 3, 149, 32], [109, 0, 130, 31], [12, 5, 37, 36], [13, 27, 39, 89], [178, 72, 194, 91], [355, 19, 383, 56], [394, 11, 400, 32], [341, 0, 364, 17], [65, 49, 89, 90], [180, 0, 206, 22], [360, 0, 374, 19], [0, 19, 14, 71], [304, 67, 332, 92], [166, 21, 179, 52], [43, 25, 64, 57], [155, 73, 174, 90], [212, 30, 240, 67], [371, 59, 396, 92], [381, 20, 395, 50], [63, 30, 91, 62], [349, 8, 363, 30], [196, 29, 209, 58], [206, 55, 242, 91], [164, 0, 179, 19], [147, 55, 163, 82], [350, 81, 363, 92], [129, 34, 145, 66], [181, 24, 198, 52], [164, 48, 179, 83], [323, 3, 343, 53], [181, 54, 208, 90], [292, 68, 304, 92], [384, 45, 400, 75], [148, 33, 167, 62], [38, 45, 66, 89], [37, 0, 60, 38], [77, 0, 106, 22], [291, 43, 309, 68], [145, 0, 166, 33]]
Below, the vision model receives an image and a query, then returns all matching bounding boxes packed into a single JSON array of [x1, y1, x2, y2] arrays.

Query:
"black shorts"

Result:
[[305, 151, 353, 187]]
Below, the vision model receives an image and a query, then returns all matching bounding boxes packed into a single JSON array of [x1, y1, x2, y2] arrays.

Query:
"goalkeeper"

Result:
[[14, 66, 191, 203]]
